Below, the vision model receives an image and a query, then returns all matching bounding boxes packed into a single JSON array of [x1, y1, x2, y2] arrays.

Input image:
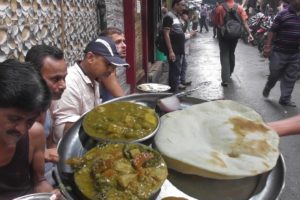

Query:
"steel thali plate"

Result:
[[55, 93, 285, 200]]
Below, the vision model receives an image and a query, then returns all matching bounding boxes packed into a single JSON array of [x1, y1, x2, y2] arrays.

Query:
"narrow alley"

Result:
[[168, 28, 300, 200]]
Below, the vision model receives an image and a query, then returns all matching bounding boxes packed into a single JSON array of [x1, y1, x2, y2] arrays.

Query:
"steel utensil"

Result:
[[157, 81, 210, 112]]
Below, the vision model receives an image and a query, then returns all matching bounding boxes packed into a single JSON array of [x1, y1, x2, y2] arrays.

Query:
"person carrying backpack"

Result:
[[214, 0, 253, 86]]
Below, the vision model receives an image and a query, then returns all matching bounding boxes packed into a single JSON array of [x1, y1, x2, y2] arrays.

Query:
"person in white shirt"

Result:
[[51, 36, 128, 144]]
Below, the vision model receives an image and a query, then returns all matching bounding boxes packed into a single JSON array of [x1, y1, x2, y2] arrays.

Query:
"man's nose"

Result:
[[15, 122, 29, 135], [59, 80, 66, 90]]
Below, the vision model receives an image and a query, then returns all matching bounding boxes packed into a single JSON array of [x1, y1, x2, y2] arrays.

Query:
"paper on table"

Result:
[[156, 179, 197, 200]]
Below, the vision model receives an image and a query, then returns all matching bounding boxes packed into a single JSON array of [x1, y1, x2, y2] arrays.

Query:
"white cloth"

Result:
[[51, 62, 101, 143]]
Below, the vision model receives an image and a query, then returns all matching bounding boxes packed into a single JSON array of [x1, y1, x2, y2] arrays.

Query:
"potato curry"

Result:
[[83, 102, 158, 141], [66, 143, 168, 200]]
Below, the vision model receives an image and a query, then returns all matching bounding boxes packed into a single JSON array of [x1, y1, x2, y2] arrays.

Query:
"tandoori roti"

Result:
[[154, 100, 280, 179]]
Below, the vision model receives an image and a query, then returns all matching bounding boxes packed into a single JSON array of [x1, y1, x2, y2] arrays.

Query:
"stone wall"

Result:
[[0, 0, 98, 64], [0, 0, 129, 94]]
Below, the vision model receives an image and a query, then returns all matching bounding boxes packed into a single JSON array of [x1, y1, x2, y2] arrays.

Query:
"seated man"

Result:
[[25, 44, 68, 185], [52, 36, 128, 144], [0, 59, 56, 199], [99, 27, 127, 101]]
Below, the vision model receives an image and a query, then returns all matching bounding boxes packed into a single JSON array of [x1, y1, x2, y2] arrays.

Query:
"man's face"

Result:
[[175, 1, 186, 14], [182, 13, 189, 21], [110, 33, 126, 59], [40, 57, 67, 100], [86, 53, 116, 81], [0, 108, 39, 146], [291, 0, 300, 11]]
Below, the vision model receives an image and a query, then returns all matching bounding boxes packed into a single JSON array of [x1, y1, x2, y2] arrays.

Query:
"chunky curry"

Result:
[[83, 102, 158, 141], [66, 143, 168, 200]]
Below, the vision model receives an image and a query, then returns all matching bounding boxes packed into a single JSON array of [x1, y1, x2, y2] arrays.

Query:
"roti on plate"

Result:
[[154, 100, 279, 179]]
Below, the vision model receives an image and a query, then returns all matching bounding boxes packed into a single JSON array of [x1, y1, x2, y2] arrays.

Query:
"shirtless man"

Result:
[[0, 59, 56, 199]]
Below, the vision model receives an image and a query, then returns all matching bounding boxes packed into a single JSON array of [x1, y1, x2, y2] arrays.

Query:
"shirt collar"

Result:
[[74, 62, 94, 86]]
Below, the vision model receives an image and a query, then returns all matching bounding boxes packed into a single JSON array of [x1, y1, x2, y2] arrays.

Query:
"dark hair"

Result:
[[0, 59, 51, 112], [172, 0, 183, 8], [99, 27, 123, 37], [25, 45, 64, 71]]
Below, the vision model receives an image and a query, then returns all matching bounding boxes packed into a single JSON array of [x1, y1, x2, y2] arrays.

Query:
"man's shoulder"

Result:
[[29, 122, 45, 147], [66, 63, 84, 83], [165, 11, 176, 19]]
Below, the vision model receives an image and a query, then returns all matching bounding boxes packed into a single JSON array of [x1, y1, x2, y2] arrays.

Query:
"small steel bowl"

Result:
[[82, 101, 160, 144]]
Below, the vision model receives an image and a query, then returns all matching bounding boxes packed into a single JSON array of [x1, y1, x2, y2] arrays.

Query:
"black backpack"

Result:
[[155, 29, 168, 55], [220, 3, 243, 40]]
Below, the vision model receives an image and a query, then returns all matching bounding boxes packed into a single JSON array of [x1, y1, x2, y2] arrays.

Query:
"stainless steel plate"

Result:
[[13, 193, 53, 200], [137, 83, 171, 93], [55, 93, 285, 200]]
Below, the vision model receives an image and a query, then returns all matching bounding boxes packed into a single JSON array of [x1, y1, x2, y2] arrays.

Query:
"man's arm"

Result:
[[268, 115, 300, 136], [100, 71, 125, 97], [162, 15, 175, 62], [30, 122, 59, 163], [163, 27, 175, 62], [29, 123, 53, 193], [63, 122, 75, 134], [263, 32, 276, 58]]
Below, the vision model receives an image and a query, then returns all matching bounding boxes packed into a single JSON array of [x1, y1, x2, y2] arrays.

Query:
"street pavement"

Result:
[[160, 28, 300, 200]]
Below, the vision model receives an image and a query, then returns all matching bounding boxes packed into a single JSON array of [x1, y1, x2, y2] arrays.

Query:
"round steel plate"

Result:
[[55, 93, 285, 200], [13, 193, 53, 200], [137, 83, 171, 93]]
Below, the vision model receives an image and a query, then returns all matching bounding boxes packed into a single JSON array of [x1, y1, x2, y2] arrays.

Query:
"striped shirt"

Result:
[[270, 6, 300, 54]]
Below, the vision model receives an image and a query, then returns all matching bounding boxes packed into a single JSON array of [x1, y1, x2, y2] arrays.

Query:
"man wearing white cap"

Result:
[[51, 36, 129, 143]]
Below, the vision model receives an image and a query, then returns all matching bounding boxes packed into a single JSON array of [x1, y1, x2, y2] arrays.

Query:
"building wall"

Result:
[[0, 0, 129, 94], [0, 0, 98, 64]]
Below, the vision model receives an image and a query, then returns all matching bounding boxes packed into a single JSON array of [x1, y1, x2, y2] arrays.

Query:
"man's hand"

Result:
[[263, 45, 272, 58], [50, 189, 62, 200], [169, 51, 176, 62], [34, 179, 53, 193], [190, 30, 197, 37], [44, 148, 59, 163], [248, 34, 254, 43]]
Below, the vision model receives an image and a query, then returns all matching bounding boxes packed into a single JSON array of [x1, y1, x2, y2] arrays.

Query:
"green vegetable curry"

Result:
[[66, 143, 168, 200], [83, 102, 158, 142]]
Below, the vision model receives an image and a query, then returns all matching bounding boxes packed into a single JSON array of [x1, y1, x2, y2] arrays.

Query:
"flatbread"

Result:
[[154, 100, 279, 179]]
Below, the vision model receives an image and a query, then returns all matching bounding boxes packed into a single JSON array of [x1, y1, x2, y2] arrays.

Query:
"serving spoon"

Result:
[[157, 81, 210, 112]]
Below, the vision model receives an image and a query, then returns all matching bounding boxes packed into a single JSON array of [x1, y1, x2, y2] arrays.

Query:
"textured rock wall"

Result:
[[0, 0, 129, 94]]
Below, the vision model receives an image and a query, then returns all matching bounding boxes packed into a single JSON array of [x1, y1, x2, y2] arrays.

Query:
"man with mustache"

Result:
[[0, 59, 56, 199]]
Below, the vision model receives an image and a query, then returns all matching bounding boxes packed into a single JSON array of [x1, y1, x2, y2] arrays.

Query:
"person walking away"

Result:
[[262, 0, 300, 107], [214, 0, 253, 86], [200, 3, 209, 33], [179, 10, 197, 89], [192, 8, 199, 31], [211, 2, 220, 38], [163, 0, 186, 92]]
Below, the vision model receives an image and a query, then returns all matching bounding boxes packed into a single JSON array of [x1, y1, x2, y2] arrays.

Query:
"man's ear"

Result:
[[85, 52, 95, 64]]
